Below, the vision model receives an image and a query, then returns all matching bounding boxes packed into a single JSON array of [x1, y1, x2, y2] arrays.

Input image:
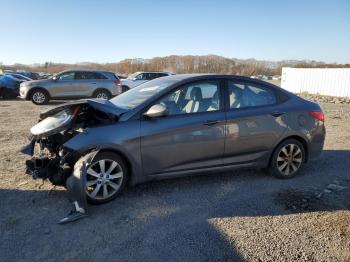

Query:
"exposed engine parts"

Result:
[[21, 99, 121, 224]]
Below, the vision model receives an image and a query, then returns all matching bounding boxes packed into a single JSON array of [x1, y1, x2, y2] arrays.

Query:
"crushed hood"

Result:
[[40, 99, 127, 119]]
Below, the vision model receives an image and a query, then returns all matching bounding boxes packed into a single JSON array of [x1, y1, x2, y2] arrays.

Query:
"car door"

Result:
[[140, 79, 226, 176], [73, 71, 99, 97], [223, 79, 288, 165], [49, 71, 76, 97]]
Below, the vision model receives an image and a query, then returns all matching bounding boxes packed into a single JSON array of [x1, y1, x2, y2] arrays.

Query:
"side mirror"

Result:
[[144, 104, 168, 118], [52, 76, 58, 81], [132, 77, 137, 81]]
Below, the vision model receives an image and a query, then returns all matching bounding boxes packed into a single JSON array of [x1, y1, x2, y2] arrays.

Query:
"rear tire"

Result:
[[93, 89, 111, 100], [30, 89, 49, 105], [269, 139, 305, 179], [80, 151, 129, 204], [121, 86, 130, 93]]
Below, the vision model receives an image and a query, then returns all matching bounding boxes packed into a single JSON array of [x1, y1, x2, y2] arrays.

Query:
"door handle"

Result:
[[270, 111, 285, 117], [203, 120, 219, 126]]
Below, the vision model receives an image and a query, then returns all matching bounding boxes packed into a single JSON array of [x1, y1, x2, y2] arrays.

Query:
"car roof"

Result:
[[157, 74, 288, 92], [135, 71, 173, 74], [59, 69, 115, 74], [158, 73, 254, 81]]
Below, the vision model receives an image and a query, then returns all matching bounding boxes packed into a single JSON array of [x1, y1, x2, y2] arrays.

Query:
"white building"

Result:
[[281, 67, 350, 98]]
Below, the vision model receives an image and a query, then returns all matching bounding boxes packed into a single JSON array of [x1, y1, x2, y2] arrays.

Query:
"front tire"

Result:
[[81, 151, 128, 204], [30, 89, 49, 105], [269, 139, 305, 179]]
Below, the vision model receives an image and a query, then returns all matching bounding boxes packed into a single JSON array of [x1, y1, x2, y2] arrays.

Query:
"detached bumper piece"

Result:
[[20, 139, 35, 156], [59, 161, 88, 224]]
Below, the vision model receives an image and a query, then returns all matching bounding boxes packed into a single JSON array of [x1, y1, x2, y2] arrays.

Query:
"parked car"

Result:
[[22, 74, 325, 206], [121, 71, 174, 92], [5, 73, 33, 81], [20, 69, 122, 105], [116, 74, 127, 79], [38, 74, 53, 79], [0, 74, 24, 99], [16, 71, 40, 80]]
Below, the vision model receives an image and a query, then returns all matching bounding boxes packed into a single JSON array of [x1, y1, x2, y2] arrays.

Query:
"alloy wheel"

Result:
[[86, 159, 124, 200], [276, 143, 303, 176], [32, 91, 46, 104], [96, 92, 109, 99]]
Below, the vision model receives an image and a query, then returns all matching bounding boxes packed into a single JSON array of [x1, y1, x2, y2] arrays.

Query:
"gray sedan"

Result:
[[23, 74, 325, 205]]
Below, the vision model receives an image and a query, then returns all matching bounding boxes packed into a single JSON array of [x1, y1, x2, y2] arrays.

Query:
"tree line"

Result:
[[2, 55, 350, 76]]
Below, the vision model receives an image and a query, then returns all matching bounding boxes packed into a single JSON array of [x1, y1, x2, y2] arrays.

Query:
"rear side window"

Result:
[[93, 72, 107, 79], [75, 72, 109, 80], [228, 81, 277, 109], [156, 73, 167, 78], [149, 73, 158, 80], [145, 73, 154, 80], [101, 72, 117, 80]]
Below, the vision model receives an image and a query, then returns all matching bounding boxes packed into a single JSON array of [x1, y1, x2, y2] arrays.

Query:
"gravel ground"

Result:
[[0, 99, 349, 262]]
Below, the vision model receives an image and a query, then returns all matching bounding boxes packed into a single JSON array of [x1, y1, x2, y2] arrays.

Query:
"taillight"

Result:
[[114, 79, 121, 86], [309, 111, 324, 122]]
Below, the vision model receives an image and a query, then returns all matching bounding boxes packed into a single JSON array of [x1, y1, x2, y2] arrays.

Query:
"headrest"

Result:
[[229, 85, 243, 97], [190, 87, 202, 101]]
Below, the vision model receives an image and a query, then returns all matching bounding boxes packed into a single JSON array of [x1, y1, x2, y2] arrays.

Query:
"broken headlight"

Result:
[[31, 109, 73, 136]]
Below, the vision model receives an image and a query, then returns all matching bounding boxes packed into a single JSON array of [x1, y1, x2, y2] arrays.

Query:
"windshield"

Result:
[[110, 77, 177, 109]]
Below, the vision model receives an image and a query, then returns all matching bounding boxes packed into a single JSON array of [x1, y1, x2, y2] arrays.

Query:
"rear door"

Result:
[[223, 79, 288, 165], [74, 71, 108, 97]]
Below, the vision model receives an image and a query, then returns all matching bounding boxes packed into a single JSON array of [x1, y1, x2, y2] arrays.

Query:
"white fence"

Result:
[[281, 67, 350, 98]]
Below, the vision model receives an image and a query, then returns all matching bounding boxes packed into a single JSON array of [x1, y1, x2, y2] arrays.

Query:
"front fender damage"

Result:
[[20, 99, 124, 223]]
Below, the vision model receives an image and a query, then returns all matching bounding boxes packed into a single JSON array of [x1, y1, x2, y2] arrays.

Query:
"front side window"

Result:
[[135, 73, 146, 80], [228, 81, 276, 109], [58, 72, 75, 81], [158, 81, 220, 115]]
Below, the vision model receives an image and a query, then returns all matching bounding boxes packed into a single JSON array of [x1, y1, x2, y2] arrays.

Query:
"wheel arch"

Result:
[[80, 146, 136, 186], [28, 87, 51, 99], [92, 88, 112, 97], [121, 85, 130, 92], [269, 135, 309, 166]]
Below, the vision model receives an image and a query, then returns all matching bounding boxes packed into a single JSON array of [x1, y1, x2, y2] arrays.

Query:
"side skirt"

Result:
[[148, 161, 262, 181]]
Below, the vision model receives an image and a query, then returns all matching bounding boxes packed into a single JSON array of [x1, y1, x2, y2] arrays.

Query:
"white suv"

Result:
[[121, 72, 174, 92]]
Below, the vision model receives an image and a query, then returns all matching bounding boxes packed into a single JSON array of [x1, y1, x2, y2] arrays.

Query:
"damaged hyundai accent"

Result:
[[21, 74, 326, 222]]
